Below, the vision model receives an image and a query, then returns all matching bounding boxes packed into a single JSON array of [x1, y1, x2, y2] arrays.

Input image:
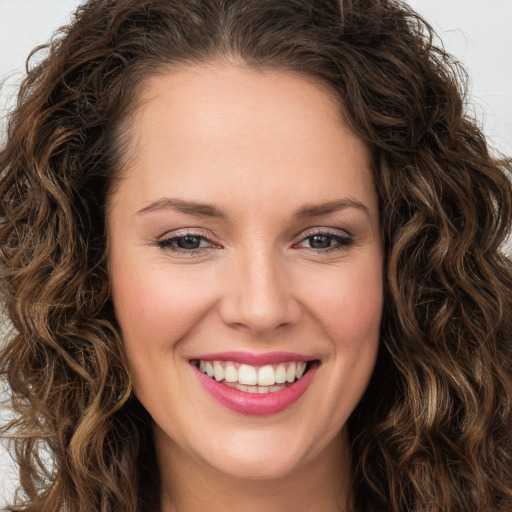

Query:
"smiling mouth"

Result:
[[190, 359, 318, 394]]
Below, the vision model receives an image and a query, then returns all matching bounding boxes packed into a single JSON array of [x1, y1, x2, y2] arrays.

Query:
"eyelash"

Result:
[[292, 229, 354, 253], [156, 231, 217, 256], [155, 229, 354, 256]]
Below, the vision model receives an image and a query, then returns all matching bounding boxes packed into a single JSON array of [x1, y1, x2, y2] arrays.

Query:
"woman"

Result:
[[1, 0, 511, 511]]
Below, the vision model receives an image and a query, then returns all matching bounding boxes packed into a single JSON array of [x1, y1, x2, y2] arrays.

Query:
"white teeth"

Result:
[[257, 365, 276, 386], [275, 364, 287, 384], [296, 361, 307, 379], [197, 359, 312, 388], [224, 364, 238, 383], [286, 362, 296, 383], [238, 364, 258, 385], [213, 361, 225, 381]]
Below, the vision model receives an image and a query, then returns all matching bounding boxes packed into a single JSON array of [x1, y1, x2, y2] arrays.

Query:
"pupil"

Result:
[[178, 236, 201, 249], [310, 235, 331, 249]]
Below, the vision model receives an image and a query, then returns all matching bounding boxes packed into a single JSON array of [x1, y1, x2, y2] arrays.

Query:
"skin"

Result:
[[108, 62, 383, 512]]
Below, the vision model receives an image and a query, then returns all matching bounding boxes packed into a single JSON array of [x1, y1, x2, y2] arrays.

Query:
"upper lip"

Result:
[[190, 351, 318, 366]]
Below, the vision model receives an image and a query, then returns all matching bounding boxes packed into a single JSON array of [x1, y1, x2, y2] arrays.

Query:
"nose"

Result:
[[219, 247, 301, 335]]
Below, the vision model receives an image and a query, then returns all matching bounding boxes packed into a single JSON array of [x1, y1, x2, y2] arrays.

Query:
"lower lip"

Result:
[[192, 364, 318, 415]]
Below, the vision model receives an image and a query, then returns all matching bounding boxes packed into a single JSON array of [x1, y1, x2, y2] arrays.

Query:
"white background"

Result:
[[1, 0, 511, 507]]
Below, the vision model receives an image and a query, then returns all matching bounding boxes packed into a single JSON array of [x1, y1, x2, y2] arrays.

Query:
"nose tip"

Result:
[[219, 255, 301, 334], [223, 289, 300, 334]]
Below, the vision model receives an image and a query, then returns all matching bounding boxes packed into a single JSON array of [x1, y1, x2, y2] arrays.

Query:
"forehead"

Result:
[[112, 63, 376, 218]]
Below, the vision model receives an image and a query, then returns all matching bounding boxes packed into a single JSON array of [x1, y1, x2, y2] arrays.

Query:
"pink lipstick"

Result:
[[190, 352, 319, 415]]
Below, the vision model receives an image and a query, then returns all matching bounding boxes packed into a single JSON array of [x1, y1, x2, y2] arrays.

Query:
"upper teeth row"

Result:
[[199, 360, 308, 386]]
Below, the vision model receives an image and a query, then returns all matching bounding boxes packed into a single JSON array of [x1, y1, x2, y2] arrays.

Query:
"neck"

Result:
[[155, 427, 352, 512]]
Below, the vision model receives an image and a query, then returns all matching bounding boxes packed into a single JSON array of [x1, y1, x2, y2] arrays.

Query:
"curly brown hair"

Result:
[[1, 0, 511, 511]]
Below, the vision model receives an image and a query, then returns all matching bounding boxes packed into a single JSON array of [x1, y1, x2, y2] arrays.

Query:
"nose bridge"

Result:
[[220, 243, 300, 333]]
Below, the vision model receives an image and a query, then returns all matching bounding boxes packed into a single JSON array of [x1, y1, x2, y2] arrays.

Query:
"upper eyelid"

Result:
[[295, 226, 353, 240], [157, 228, 217, 241]]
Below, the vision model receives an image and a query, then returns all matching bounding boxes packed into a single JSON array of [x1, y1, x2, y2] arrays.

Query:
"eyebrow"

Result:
[[137, 197, 369, 218], [294, 198, 369, 218], [137, 198, 227, 217]]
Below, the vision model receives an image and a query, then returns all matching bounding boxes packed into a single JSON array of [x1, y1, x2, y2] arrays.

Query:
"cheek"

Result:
[[110, 260, 215, 354], [306, 258, 383, 348], [309, 258, 382, 419]]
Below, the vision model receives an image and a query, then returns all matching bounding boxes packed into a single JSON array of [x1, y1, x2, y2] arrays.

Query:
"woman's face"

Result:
[[108, 63, 383, 481]]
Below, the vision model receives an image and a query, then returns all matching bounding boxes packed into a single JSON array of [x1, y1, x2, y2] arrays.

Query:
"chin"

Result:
[[190, 426, 336, 481], [205, 449, 305, 481]]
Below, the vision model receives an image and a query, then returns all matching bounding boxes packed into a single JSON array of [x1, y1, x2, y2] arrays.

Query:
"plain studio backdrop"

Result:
[[0, 0, 511, 507]]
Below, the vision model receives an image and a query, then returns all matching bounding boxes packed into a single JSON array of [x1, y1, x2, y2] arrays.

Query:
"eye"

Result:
[[294, 230, 354, 253], [156, 232, 218, 254], [306, 234, 336, 250]]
